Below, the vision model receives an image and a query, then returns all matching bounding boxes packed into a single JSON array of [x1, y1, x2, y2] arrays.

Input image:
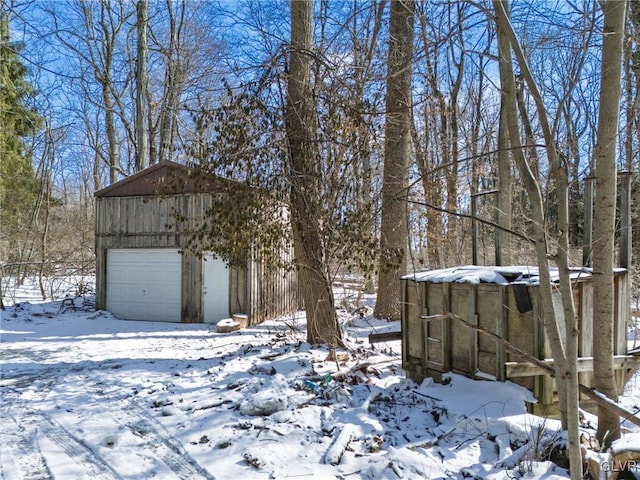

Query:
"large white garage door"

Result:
[[202, 254, 229, 324], [107, 248, 182, 322]]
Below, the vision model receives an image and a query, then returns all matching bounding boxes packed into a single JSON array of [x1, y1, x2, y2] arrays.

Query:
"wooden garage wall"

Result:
[[245, 246, 299, 325], [95, 194, 300, 323]]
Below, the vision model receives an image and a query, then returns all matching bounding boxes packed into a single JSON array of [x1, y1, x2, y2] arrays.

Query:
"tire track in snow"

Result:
[[35, 412, 121, 480], [1, 370, 120, 480], [83, 377, 215, 480], [0, 377, 55, 480], [116, 401, 216, 480], [1, 417, 53, 480], [2, 348, 214, 478]]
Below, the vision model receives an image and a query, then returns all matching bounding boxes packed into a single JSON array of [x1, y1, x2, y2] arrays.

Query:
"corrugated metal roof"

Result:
[[94, 161, 235, 197]]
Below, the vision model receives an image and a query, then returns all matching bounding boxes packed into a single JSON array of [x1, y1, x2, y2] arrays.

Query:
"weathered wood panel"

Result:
[[95, 196, 184, 249], [615, 273, 630, 392], [476, 284, 502, 378], [125, 197, 135, 236], [95, 248, 107, 310], [579, 280, 593, 389], [616, 273, 629, 355], [579, 281, 594, 357], [400, 268, 630, 411], [247, 250, 300, 324], [248, 256, 259, 323], [426, 283, 448, 371], [449, 284, 473, 375], [507, 288, 541, 394], [229, 265, 245, 317], [506, 355, 640, 378], [96, 193, 299, 324], [403, 280, 422, 361], [181, 250, 202, 323]]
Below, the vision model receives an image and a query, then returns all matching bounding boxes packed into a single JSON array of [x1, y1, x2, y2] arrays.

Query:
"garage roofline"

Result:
[[95, 160, 237, 198]]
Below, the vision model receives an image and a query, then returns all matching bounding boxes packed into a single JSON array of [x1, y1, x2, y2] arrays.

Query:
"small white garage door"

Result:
[[107, 248, 182, 322], [202, 254, 229, 324]]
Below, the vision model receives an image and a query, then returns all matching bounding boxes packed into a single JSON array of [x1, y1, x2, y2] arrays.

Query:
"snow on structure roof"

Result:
[[402, 265, 620, 285]]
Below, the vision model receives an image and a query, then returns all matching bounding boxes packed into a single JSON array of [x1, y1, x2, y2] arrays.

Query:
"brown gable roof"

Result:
[[94, 161, 234, 198]]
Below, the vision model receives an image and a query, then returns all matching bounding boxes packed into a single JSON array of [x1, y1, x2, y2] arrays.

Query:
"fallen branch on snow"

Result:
[[324, 424, 356, 465], [405, 426, 456, 451]]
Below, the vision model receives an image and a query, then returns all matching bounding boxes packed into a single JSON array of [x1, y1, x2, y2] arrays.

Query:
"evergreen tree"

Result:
[[0, 13, 42, 262]]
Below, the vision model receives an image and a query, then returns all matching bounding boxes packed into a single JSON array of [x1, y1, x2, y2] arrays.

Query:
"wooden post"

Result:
[[471, 193, 478, 266], [496, 286, 507, 381], [471, 190, 499, 266], [442, 283, 451, 372], [95, 248, 107, 310], [469, 285, 478, 377], [0, 263, 4, 310], [494, 194, 501, 267], [619, 171, 631, 270], [401, 278, 409, 371], [619, 172, 632, 365], [583, 177, 594, 267], [181, 250, 202, 323]]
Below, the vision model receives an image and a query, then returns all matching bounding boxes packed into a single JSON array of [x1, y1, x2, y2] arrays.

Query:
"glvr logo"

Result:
[[601, 460, 640, 472]]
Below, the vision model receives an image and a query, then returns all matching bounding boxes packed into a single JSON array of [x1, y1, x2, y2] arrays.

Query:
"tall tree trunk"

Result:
[[93, 149, 101, 192], [628, 0, 640, 278], [514, 79, 540, 179], [158, 0, 185, 163], [446, 3, 464, 250], [37, 126, 54, 300], [593, 0, 626, 447], [493, 2, 569, 426], [494, 2, 584, 476], [286, 0, 340, 348], [354, 0, 385, 295], [496, 91, 511, 266], [104, 80, 118, 183], [135, 0, 149, 171], [469, 35, 489, 265], [96, 0, 119, 183], [374, 0, 414, 320]]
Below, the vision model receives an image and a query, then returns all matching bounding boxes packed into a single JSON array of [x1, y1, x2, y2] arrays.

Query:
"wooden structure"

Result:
[[95, 161, 299, 325], [401, 265, 638, 413]]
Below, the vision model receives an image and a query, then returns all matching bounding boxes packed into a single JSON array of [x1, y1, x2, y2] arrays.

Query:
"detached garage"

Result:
[[94, 161, 299, 325]]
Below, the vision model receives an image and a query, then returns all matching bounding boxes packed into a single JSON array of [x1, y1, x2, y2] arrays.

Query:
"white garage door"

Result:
[[202, 254, 229, 324], [107, 248, 182, 322]]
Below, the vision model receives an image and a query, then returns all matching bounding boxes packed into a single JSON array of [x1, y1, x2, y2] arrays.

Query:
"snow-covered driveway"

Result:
[[2, 302, 222, 479], [1, 297, 571, 479]]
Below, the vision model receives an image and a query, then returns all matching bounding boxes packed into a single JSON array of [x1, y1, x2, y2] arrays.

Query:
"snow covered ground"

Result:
[[2, 277, 640, 479]]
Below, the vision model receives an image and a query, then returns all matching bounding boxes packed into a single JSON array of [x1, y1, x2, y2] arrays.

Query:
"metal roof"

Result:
[[94, 161, 235, 198]]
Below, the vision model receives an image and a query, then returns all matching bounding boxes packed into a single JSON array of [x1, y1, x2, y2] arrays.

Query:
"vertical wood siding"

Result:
[[402, 272, 629, 411], [95, 194, 299, 322]]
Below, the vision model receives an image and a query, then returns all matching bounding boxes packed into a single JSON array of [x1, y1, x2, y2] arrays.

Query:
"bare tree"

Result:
[[412, 2, 490, 268], [347, 0, 386, 294], [285, 0, 340, 348], [625, 0, 640, 291], [135, 0, 149, 171], [374, 0, 414, 321], [44, 0, 134, 184], [493, 1, 583, 476], [593, 0, 627, 447], [495, 22, 512, 266], [156, 0, 185, 163]]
